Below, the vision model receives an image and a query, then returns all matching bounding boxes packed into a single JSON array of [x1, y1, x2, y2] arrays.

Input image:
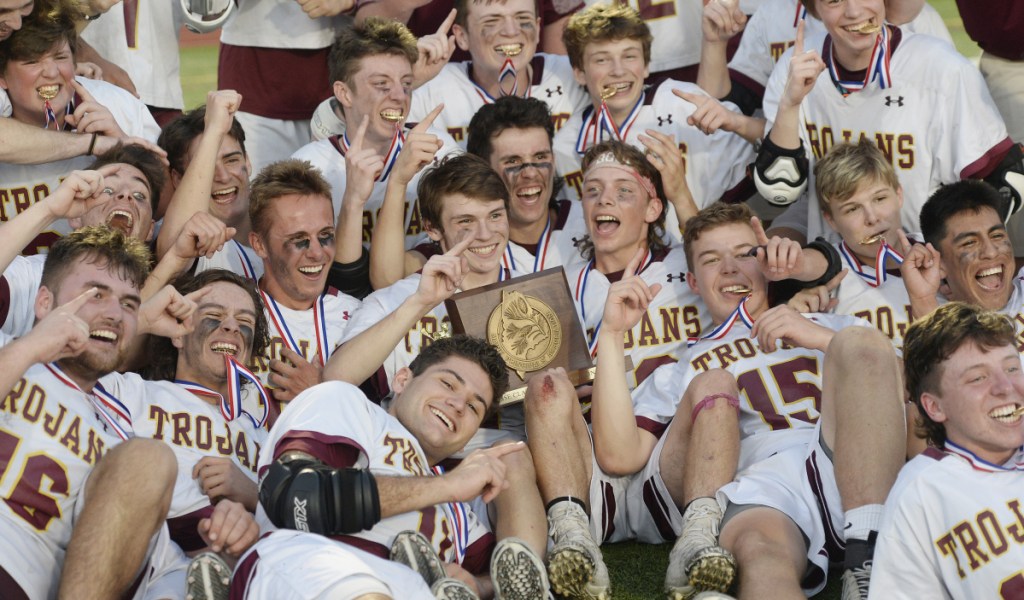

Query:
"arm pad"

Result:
[[801, 237, 843, 287], [983, 142, 1024, 223], [259, 458, 381, 535], [753, 132, 809, 206]]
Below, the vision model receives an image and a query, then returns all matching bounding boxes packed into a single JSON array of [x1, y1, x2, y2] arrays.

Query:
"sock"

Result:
[[844, 504, 884, 542], [545, 496, 588, 515]]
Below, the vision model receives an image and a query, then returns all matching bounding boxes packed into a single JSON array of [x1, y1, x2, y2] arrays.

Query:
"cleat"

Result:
[[840, 535, 875, 600], [665, 498, 735, 599], [840, 561, 872, 600], [491, 537, 552, 600], [391, 530, 447, 586], [432, 578, 480, 600], [185, 552, 231, 600], [546, 501, 610, 599], [692, 593, 736, 600]]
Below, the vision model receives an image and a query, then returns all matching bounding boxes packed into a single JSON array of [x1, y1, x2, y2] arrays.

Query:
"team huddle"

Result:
[[0, 0, 1022, 599]]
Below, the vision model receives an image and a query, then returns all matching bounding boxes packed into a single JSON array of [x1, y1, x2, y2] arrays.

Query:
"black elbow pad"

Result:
[[753, 133, 809, 206], [259, 458, 381, 535], [985, 142, 1024, 223]]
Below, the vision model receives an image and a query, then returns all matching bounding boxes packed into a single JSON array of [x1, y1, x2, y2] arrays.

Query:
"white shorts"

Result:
[[589, 423, 682, 545], [231, 530, 433, 599], [234, 111, 312, 176], [717, 423, 843, 596]]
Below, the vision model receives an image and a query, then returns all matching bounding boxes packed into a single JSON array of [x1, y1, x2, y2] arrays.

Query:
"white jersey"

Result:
[[0, 254, 44, 338], [220, 0, 345, 49], [115, 377, 268, 552], [232, 529, 433, 599], [258, 381, 494, 569], [729, 0, 952, 92], [994, 269, 1024, 354], [635, 306, 866, 464], [194, 240, 265, 283], [554, 81, 755, 244], [870, 445, 1024, 600], [0, 77, 160, 255], [252, 288, 361, 392], [565, 246, 709, 391], [583, 0, 703, 75], [0, 336, 128, 597], [830, 240, 913, 352], [341, 268, 518, 396], [79, 0, 186, 109], [408, 54, 589, 147], [764, 30, 1011, 242], [502, 198, 589, 273], [290, 129, 460, 250]]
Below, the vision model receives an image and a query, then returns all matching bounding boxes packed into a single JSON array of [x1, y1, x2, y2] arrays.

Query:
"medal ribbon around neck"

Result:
[[176, 356, 270, 428], [689, 295, 756, 348], [793, 2, 806, 26], [575, 91, 645, 156], [470, 60, 531, 104], [839, 239, 904, 287], [498, 58, 519, 97], [945, 440, 1024, 473], [502, 218, 553, 273], [260, 288, 331, 367], [43, 96, 75, 131], [574, 249, 653, 357], [341, 126, 405, 183], [232, 241, 257, 281], [826, 24, 892, 96], [45, 363, 132, 441], [431, 464, 470, 563]]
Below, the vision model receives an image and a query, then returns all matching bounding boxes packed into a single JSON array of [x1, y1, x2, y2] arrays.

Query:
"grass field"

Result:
[[175, 3, 969, 598]]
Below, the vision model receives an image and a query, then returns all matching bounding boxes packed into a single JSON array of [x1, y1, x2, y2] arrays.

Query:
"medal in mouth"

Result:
[[380, 108, 404, 123], [846, 21, 881, 34], [600, 82, 630, 100], [497, 44, 523, 57], [37, 84, 59, 101], [860, 233, 884, 245]]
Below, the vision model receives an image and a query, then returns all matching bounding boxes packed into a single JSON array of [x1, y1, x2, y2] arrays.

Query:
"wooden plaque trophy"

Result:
[[445, 267, 595, 405]]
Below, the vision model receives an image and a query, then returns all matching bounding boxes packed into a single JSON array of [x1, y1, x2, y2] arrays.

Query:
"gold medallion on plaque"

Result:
[[487, 290, 562, 379]]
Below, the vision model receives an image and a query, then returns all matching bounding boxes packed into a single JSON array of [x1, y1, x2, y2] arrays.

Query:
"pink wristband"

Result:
[[690, 393, 740, 425]]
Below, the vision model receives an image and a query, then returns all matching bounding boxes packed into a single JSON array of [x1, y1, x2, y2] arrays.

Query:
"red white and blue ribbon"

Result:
[[233, 241, 257, 281], [341, 126, 405, 182], [498, 58, 519, 97], [839, 239, 904, 288], [689, 296, 755, 347], [574, 249, 653, 357], [432, 464, 470, 563], [575, 92, 645, 156], [502, 218, 553, 273], [45, 363, 132, 440], [945, 440, 1024, 473], [793, 2, 806, 27], [260, 288, 331, 367], [176, 357, 269, 430], [470, 61, 531, 104], [825, 24, 892, 96]]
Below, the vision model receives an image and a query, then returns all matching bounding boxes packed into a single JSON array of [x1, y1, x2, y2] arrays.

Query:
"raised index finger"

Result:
[[794, 17, 805, 55], [412, 103, 444, 134], [750, 216, 771, 246], [351, 115, 370, 151], [437, 8, 456, 36], [445, 231, 474, 257], [488, 441, 525, 458], [70, 79, 97, 104], [61, 287, 98, 314], [624, 246, 646, 276], [895, 229, 912, 256], [672, 88, 704, 107]]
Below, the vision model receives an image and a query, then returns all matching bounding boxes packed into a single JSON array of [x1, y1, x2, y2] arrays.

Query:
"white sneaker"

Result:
[[546, 501, 610, 600], [185, 552, 231, 600], [840, 559, 872, 600], [391, 530, 447, 586], [664, 498, 735, 600], [432, 578, 480, 600], [491, 537, 552, 600]]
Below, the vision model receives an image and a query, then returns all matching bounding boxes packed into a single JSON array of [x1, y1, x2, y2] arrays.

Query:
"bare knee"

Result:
[[827, 326, 893, 366], [354, 594, 391, 600], [90, 438, 177, 503], [684, 369, 739, 410], [497, 441, 536, 482]]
